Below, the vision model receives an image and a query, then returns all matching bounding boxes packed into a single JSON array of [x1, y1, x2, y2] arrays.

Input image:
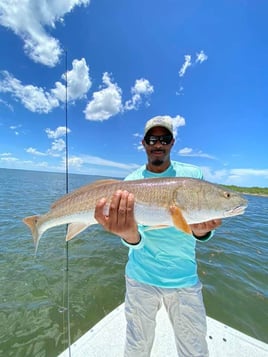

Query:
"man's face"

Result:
[[142, 126, 174, 168]]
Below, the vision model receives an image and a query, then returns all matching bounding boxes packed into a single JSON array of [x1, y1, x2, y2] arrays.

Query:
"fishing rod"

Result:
[[63, 49, 72, 356]]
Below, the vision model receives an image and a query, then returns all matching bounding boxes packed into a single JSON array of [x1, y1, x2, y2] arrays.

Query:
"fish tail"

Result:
[[23, 215, 42, 252]]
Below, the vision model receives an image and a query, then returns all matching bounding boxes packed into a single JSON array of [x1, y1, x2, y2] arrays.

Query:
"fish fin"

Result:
[[23, 215, 41, 252], [169, 206, 192, 235], [66, 222, 89, 241]]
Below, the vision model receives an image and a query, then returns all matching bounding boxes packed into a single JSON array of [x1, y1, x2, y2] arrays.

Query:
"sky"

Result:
[[0, 0, 267, 187]]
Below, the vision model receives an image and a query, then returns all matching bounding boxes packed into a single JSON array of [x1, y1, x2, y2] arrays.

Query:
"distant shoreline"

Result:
[[223, 184, 268, 197], [242, 192, 268, 198]]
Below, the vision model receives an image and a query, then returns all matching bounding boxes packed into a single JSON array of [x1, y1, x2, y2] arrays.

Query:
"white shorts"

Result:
[[124, 276, 209, 357]]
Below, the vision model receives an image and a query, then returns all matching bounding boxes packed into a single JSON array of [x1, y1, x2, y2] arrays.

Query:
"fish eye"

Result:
[[224, 191, 231, 199]]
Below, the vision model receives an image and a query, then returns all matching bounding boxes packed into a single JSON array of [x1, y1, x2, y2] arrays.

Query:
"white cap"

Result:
[[144, 116, 173, 137]]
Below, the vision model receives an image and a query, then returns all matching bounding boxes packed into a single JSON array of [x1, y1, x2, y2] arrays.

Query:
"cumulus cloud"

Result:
[[45, 126, 70, 139], [84, 74, 154, 121], [0, 71, 59, 113], [51, 58, 91, 102], [49, 138, 66, 155], [66, 156, 84, 169], [26, 126, 70, 157], [0, 58, 91, 113], [0, 0, 90, 66], [84, 72, 123, 121], [124, 78, 154, 110]]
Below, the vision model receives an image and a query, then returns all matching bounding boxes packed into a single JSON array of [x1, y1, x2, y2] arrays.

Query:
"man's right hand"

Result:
[[94, 190, 140, 244]]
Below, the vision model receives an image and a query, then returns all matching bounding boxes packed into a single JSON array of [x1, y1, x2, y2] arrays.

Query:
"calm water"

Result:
[[0, 168, 267, 357]]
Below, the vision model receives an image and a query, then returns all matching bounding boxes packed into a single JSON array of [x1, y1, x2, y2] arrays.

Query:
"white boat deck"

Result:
[[59, 303, 268, 357]]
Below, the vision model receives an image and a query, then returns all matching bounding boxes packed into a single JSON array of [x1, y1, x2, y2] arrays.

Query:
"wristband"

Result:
[[192, 231, 211, 241], [122, 233, 141, 245]]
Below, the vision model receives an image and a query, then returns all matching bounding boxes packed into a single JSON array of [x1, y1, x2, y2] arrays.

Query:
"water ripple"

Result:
[[0, 169, 267, 356]]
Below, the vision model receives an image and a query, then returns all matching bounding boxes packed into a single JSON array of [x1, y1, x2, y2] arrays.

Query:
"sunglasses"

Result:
[[144, 134, 173, 146]]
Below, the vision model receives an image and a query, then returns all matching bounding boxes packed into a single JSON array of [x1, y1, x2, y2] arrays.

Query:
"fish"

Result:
[[23, 177, 248, 251]]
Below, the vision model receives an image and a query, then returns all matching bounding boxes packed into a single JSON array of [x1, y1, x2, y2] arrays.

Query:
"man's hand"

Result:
[[94, 190, 140, 244], [190, 219, 222, 238]]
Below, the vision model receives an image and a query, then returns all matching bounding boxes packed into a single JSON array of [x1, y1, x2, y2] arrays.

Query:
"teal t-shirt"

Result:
[[122, 161, 210, 288]]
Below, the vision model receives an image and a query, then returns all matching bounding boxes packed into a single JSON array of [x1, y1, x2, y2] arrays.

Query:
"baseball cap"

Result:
[[144, 116, 174, 137]]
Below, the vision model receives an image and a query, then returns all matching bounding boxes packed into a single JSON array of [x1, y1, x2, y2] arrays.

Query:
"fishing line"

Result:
[[62, 49, 72, 356]]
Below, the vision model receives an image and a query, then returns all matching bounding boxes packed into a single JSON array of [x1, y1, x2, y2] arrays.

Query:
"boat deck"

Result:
[[59, 303, 268, 357]]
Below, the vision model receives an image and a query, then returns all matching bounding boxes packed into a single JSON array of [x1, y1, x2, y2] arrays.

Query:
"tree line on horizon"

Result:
[[223, 185, 268, 196]]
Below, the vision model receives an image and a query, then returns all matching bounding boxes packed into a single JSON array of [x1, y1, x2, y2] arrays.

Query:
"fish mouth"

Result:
[[224, 205, 247, 217]]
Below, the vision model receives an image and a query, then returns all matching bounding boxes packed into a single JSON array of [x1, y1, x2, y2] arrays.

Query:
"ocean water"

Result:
[[0, 168, 267, 357]]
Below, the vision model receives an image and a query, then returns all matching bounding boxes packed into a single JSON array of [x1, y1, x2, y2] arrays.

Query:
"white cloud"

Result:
[[10, 124, 22, 135], [178, 50, 208, 78], [26, 147, 47, 156], [0, 71, 59, 113], [45, 126, 70, 139], [195, 50, 208, 63], [83, 74, 153, 121], [178, 147, 215, 159], [80, 154, 140, 170], [26, 126, 70, 157], [0, 155, 18, 162], [84, 72, 123, 121], [49, 138, 66, 153], [67, 156, 84, 168], [125, 78, 154, 110], [230, 168, 268, 178], [0, 58, 91, 113], [51, 58, 92, 102], [0, 0, 90, 66], [45, 126, 69, 155], [200, 166, 268, 186], [0, 152, 18, 161], [172, 115, 186, 138], [179, 147, 193, 155], [0, 152, 12, 157], [179, 55, 192, 77], [200, 166, 228, 183]]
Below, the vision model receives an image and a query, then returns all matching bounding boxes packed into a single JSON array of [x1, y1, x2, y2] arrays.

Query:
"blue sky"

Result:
[[0, 0, 267, 187]]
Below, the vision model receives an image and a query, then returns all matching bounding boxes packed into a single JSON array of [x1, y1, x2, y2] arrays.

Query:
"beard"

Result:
[[151, 159, 164, 166]]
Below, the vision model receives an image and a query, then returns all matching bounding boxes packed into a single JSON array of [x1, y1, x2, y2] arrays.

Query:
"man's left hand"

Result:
[[190, 219, 222, 238]]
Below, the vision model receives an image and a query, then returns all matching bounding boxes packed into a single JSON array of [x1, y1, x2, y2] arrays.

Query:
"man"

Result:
[[94, 116, 221, 357]]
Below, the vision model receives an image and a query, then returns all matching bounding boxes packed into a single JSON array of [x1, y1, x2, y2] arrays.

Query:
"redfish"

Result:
[[23, 177, 247, 251]]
